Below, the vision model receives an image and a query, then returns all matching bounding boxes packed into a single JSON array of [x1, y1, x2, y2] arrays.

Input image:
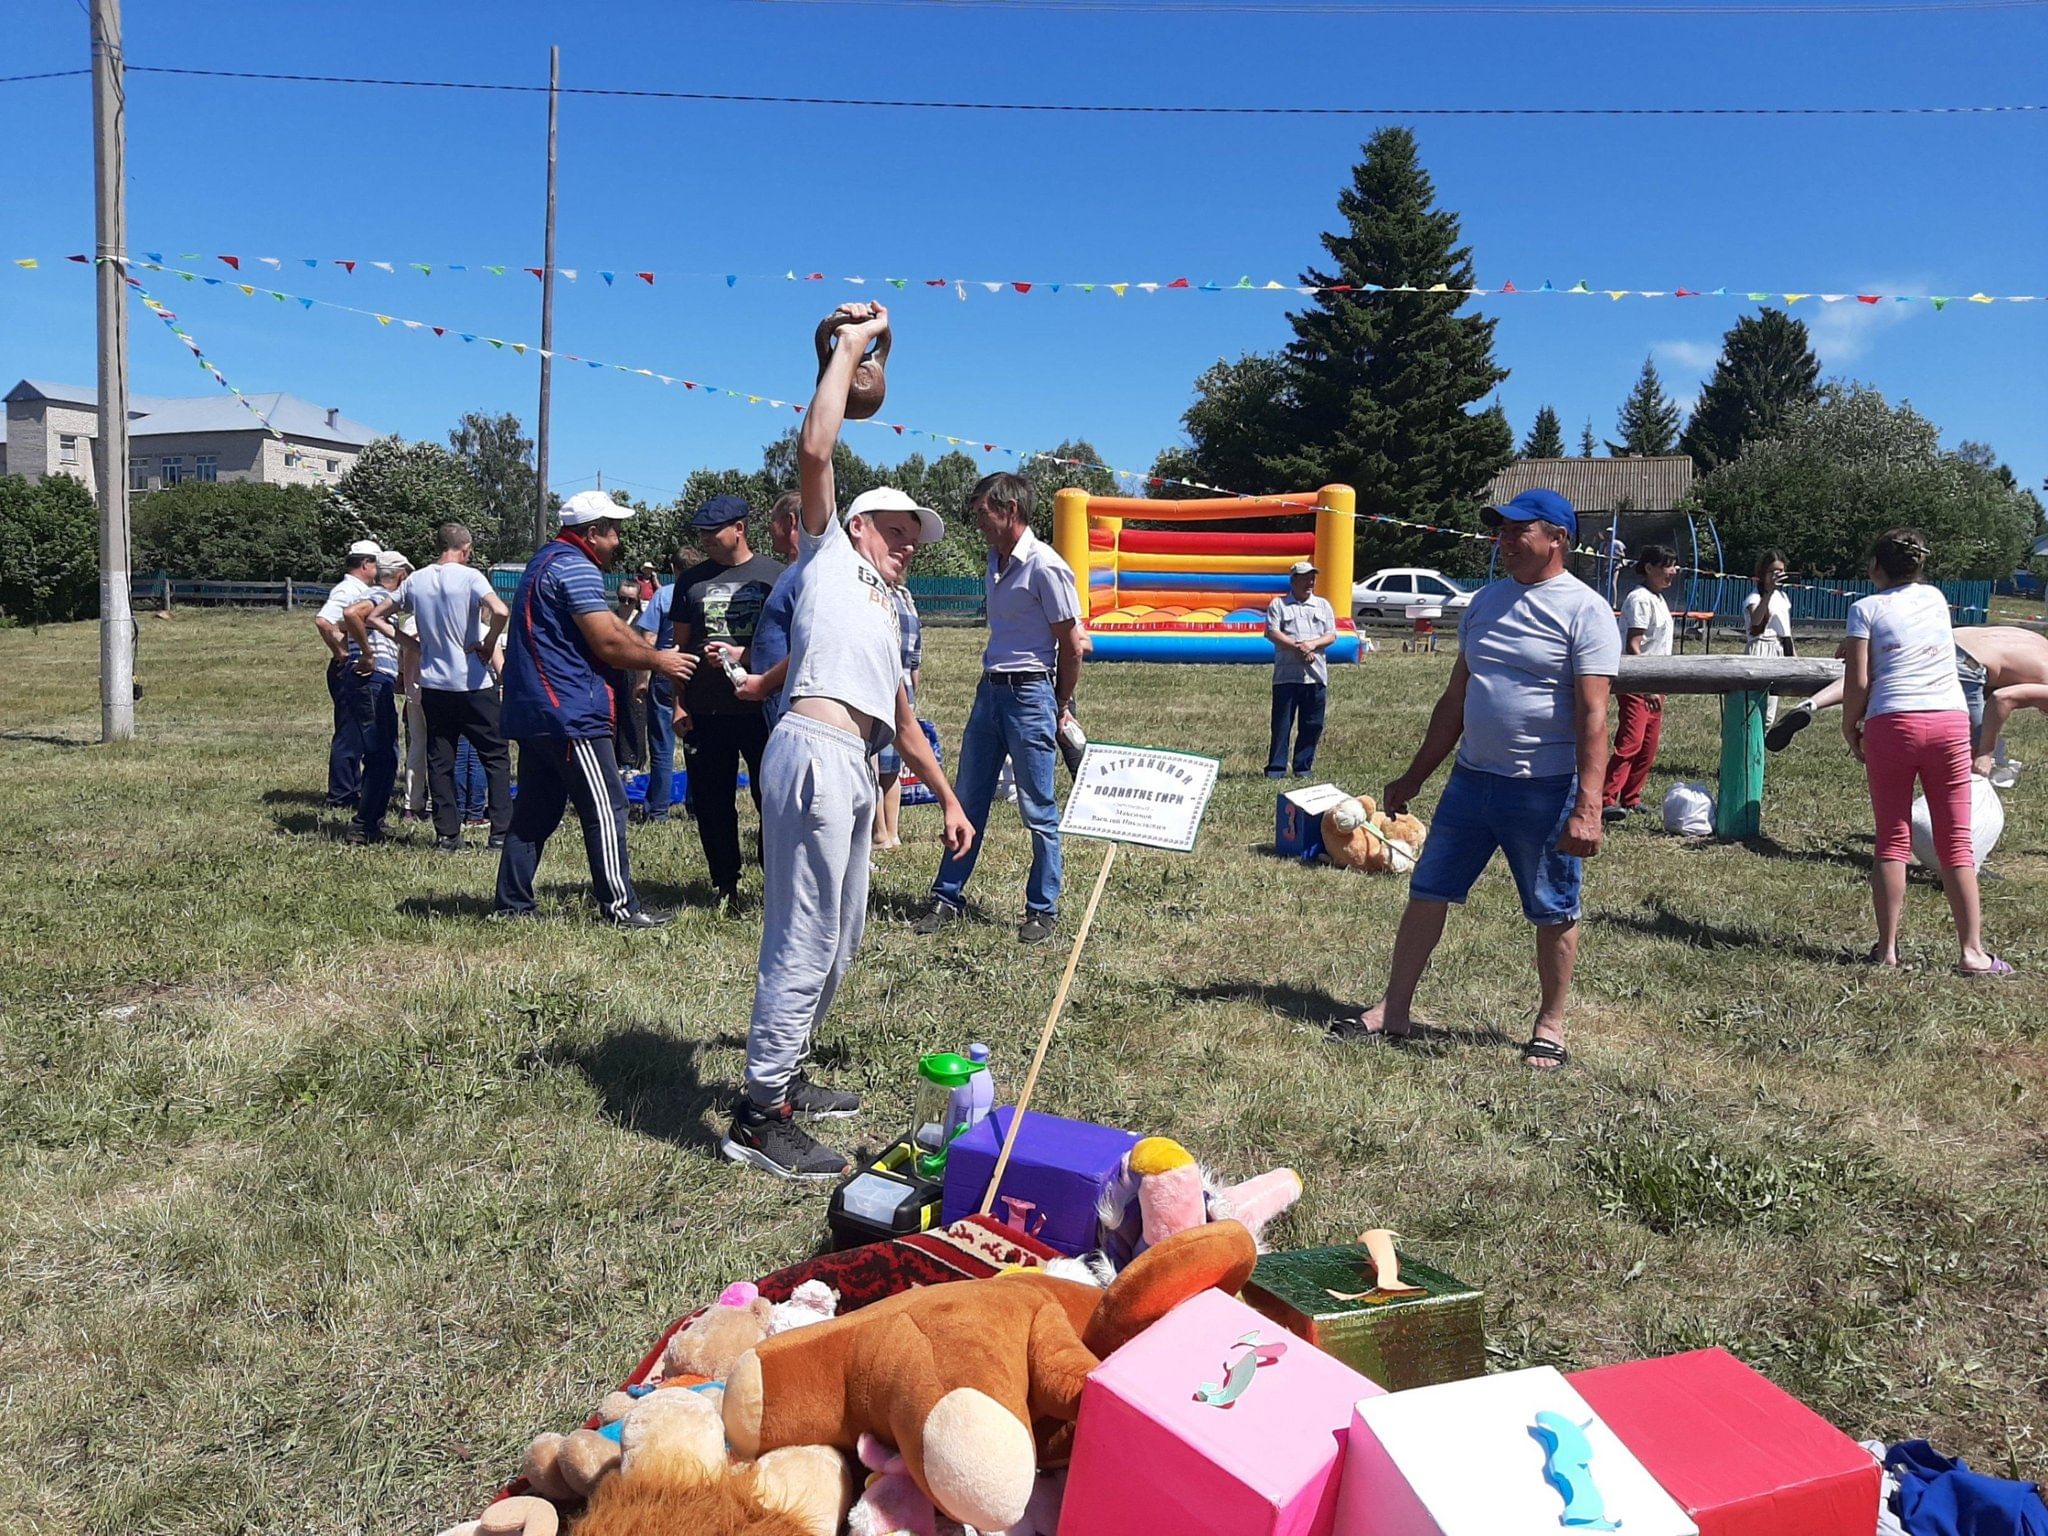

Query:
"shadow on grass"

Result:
[[1592, 895, 1851, 964], [0, 729, 94, 749], [634, 876, 733, 913], [270, 811, 343, 840], [558, 1026, 726, 1154], [1740, 834, 1874, 875], [260, 787, 332, 807], [1174, 979, 1519, 1053], [396, 884, 602, 920]]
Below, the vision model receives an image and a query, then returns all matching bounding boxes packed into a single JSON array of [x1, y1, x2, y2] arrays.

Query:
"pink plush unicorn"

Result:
[[1095, 1135, 1302, 1271]]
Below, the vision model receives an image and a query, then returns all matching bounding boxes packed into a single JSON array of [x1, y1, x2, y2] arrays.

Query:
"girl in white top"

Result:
[[1603, 545, 1680, 819], [1744, 549, 1795, 727], [1841, 528, 2007, 977]]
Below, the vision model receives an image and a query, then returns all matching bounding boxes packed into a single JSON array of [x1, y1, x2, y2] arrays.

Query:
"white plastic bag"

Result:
[[1910, 775, 2004, 869], [1662, 781, 1715, 837]]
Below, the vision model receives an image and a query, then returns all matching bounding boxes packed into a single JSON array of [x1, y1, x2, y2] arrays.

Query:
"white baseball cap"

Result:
[[346, 538, 382, 558], [1289, 559, 1318, 576], [377, 549, 413, 572], [845, 486, 945, 545], [558, 489, 636, 527]]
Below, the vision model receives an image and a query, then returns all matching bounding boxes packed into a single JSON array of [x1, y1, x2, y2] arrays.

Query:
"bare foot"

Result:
[[1863, 944, 1898, 968], [1338, 1000, 1417, 1041]]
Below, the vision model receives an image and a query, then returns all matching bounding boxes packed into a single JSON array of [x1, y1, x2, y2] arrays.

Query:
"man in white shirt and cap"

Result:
[[313, 538, 391, 834]]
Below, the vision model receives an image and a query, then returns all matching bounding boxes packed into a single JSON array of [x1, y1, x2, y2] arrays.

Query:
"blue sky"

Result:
[[5, 0, 2044, 510]]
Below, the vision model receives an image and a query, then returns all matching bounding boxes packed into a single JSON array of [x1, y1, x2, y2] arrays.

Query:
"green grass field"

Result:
[[3, 610, 2045, 1535]]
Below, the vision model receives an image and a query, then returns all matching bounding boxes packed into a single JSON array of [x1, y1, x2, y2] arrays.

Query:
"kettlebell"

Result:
[[814, 314, 890, 421]]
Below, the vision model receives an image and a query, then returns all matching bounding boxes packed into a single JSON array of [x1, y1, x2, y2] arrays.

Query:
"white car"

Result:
[[1350, 568, 1476, 624]]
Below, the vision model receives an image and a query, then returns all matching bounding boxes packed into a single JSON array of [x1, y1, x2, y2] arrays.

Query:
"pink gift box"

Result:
[[1059, 1288, 1385, 1536]]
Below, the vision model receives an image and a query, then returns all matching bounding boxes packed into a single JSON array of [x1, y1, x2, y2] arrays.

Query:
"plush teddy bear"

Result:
[[1094, 1135, 1301, 1272], [768, 1279, 838, 1336], [660, 1281, 776, 1383], [847, 1431, 963, 1536], [724, 1223, 1259, 1534], [1321, 794, 1427, 874], [573, 1385, 854, 1536]]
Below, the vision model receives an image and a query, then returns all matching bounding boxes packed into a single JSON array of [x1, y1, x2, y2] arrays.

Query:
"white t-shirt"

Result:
[[1847, 583, 1966, 719], [388, 563, 497, 693], [1743, 589, 1792, 643], [1268, 593, 1338, 685], [317, 573, 376, 662], [1618, 586, 1673, 658], [781, 515, 904, 751], [1456, 572, 1623, 779]]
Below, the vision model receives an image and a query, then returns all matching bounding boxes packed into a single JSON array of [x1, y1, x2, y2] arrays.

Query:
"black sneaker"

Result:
[[607, 909, 673, 931], [1765, 706, 1813, 753], [911, 900, 962, 936], [1018, 912, 1057, 944], [434, 836, 463, 854], [486, 833, 507, 851], [722, 1099, 849, 1181], [342, 824, 385, 846], [788, 1071, 861, 1120], [1601, 805, 1628, 825]]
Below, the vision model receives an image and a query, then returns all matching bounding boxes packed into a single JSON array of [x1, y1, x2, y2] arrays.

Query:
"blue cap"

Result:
[[1483, 488, 1576, 540], [690, 494, 751, 531]]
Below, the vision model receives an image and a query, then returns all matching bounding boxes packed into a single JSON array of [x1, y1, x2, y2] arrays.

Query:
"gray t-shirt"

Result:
[[1267, 593, 1337, 686], [983, 528, 1081, 672], [385, 563, 495, 692], [781, 514, 903, 751], [1456, 571, 1621, 779]]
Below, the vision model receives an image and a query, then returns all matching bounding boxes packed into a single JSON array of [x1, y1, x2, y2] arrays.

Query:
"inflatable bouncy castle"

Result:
[[1053, 485, 1363, 664]]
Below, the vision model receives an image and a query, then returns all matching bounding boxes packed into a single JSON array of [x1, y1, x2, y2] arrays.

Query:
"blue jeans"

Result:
[[454, 736, 488, 820], [931, 676, 1063, 918], [338, 668, 398, 835], [646, 678, 677, 818], [1267, 682, 1327, 775], [325, 659, 360, 807], [1409, 765, 1583, 925]]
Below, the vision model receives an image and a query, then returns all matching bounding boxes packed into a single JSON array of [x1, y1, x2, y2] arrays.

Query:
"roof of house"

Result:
[[6, 379, 380, 447], [1484, 455, 1696, 515]]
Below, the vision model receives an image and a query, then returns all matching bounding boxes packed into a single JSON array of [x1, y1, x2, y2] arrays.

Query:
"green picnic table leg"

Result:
[[1715, 689, 1766, 839]]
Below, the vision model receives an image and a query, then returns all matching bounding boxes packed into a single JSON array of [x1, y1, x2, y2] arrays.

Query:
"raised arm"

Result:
[[798, 303, 890, 537]]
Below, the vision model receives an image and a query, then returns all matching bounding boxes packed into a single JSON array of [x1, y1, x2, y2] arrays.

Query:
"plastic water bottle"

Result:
[[1057, 710, 1087, 775], [951, 1042, 995, 1136]]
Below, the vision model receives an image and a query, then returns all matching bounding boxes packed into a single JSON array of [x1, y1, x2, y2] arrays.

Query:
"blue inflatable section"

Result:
[[1117, 571, 1291, 594], [1089, 632, 1366, 664]]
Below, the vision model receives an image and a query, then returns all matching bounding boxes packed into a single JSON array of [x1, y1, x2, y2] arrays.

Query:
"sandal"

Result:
[[1862, 945, 1898, 968], [1956, 957, 2016, 980], [1337, 1012, 1413, 1043], [1522, 1037, 1570, 1070]]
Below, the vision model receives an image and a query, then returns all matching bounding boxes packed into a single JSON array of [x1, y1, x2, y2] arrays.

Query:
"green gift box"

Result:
[[1241, 1244, 1485, 1392]]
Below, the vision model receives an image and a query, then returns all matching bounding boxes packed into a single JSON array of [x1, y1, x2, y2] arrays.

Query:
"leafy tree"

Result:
[[1679, 309, 1822, 474], [0, 473, 99, 626], [1607, 357, 1682, 457], [133, 480, 330, 582], [1148, 353, 1297, 497], [328, 437, 487, 570], [1690, 383, 2039, 580], [1521, 405, 1566, 460], [1579, 419, 1598, 458], [1258, 126, 1512, 570], [448, 411, 542, 562]]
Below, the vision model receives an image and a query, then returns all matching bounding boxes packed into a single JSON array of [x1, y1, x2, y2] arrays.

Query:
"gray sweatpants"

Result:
[[745, 712, 876, 1104]]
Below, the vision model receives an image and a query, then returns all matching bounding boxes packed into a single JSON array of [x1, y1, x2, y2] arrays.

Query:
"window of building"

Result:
[[326, 459, 339, 474], [195, 454, 218, 483], [58, 434, 79, 465], [284, 451, 299, 468], [129, 458, 148, 492], [160, 456, 184, 487]]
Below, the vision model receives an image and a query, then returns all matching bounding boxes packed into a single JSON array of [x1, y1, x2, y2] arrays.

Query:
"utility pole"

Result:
[[91, 0, 134, 742], [533, 45, 559, 552]]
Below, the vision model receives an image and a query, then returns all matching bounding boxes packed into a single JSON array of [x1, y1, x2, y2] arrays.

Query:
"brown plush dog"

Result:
[[723, 1223, 1258, 1533]]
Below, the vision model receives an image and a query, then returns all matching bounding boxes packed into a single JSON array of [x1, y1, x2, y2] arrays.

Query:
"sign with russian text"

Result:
[[1059, 743, 1221, 854]]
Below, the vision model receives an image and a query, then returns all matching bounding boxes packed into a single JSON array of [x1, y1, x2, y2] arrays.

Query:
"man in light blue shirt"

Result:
[[1265, 559, 1339, 778], [1344, 489, 1617, 1071], [914, 473, 1085, 945]]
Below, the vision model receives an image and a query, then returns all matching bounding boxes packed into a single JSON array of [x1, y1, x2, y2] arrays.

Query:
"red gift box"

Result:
[[1570, 1348, 1879, 1536]]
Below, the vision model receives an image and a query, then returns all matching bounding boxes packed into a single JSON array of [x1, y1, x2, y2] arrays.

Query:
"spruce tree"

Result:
[[1579, 419, 1598, 457], [1606, 357, 1682, 457], [1680, 308, 1822, 473], [1264, 126, 1511, 571], [1521, 405, 1566, 460]]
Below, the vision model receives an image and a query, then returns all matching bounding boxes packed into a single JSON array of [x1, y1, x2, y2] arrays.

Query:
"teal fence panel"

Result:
[[1709, 577, 1990, 628], [909, 575, 985, 625]]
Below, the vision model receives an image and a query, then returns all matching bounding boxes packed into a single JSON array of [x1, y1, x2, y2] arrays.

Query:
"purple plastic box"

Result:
[[939, 1106, 1138, 1256]]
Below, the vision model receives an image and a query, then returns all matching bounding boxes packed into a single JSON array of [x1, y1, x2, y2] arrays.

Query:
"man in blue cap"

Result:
[[657, 493, 787, 906], [1343, 488, 1618, 1070], [495, 489, 696, 927]]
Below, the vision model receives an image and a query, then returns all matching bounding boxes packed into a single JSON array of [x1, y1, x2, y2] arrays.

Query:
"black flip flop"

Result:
[[1337, 1013, 1413, 1045], [1521, 1037, 1569, 1070]]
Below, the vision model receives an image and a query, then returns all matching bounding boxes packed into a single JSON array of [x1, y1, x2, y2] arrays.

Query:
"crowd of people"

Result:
[[312, 304, 2026, 1169]]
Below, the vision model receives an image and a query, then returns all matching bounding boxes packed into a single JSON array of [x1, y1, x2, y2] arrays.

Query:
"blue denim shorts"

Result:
[[1409, 765, 1583, 925]]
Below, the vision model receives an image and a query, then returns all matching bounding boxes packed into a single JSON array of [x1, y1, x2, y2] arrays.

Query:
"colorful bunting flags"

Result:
[[127, 277, 281, 439]]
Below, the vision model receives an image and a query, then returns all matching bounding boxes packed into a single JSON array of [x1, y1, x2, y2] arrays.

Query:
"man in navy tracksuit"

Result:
[[495, 491, 695, 927]]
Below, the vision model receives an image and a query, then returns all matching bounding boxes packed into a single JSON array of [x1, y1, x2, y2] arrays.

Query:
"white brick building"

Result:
[[2, 379, 379, 494]]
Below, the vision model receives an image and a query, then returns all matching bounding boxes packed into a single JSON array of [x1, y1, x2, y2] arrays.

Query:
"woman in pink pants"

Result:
[[1841, 529, 2010, 976]]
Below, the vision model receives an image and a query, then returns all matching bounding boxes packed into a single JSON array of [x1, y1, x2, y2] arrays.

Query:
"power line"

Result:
[[0, 68, 90, 84], [110, 65, 2048, 115]]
